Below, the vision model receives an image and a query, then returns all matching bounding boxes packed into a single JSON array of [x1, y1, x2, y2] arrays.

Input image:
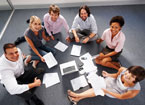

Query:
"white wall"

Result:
[[0, 0, 11, 10], [3, 0, 145, 9]]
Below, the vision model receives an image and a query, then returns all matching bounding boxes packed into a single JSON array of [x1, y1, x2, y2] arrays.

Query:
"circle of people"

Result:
[[0, 4, 145, 105]]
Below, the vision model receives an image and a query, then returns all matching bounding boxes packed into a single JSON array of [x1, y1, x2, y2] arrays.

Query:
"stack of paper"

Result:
[[43, 52, 58, 69], [43, 73, 60, 88], [54, 41, 68, 52], [70, 45, 81, 56], [87, 73, 106, 96], [71, 75, 88, 91], [79, 52, 98, 73]]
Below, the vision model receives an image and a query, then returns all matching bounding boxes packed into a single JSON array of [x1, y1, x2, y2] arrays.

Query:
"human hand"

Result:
[[102, 71, 109, 77], [96, 39, 102, 44], [75, 36, 80, 42], [66, 36, 71, 43], [40, 57, 45, 62], [51, 35, 55, 40], [82, 37, 89, 43], [46, 37, 50, 41], [34, 77, 41, 87]]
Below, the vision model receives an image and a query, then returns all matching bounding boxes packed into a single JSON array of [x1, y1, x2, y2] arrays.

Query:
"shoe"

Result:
[[31, 94, 44, 105], [24, 55, 31, 66], [14, 36, 26, 46]]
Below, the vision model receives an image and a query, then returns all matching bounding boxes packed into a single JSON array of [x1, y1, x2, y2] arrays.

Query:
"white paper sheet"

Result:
[[60, 60, 78, 75], [43, 73, 60, 88], [43, 52, 58, 69], [79, 52, 98, 73], [87, 73, 106, 96], [71, 75, 88, 91], [70, 45, 81, 56], [54, 41, 68, 52]]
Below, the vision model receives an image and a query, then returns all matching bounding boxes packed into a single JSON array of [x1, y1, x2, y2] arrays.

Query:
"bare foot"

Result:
[[32, 60, 39, 69], [24, 55, 31, 66]]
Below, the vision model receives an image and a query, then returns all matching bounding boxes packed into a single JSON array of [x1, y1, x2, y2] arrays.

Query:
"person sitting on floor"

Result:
[[24, 15, 56, 68], [95, 16, 125, 70], [0, 43, 45, 105], [68, 66, 145, 103], [67, 5, 98, 43], [43, 4, 70, 41]]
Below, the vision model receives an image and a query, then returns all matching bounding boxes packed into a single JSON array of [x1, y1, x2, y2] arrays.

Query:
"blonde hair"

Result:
[[29, 16, 41, 29], [49, 4, 60, 15]]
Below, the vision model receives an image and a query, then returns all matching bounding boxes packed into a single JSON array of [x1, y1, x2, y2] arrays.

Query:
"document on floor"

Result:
[[60, 60, 78, 75], [43, 73, 60, 88], [54, 41, 68, 52], [79, 52, 98, 73], [87, 73, 106, 96], [70, 45, 81, 56], [43, 52, 58, 69], [71, 75, 88, 91]]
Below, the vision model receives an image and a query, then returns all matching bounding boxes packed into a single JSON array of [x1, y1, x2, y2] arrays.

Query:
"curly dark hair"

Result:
[[110, 16, 125, 27], [79, 5, 91, 17], [128, 66, 145, 83]]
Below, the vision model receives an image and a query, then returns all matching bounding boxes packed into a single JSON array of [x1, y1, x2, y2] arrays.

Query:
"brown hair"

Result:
[[3, 43, 16, 54], [128, 66, 145, 83], [79, 5, 91, 17], [49, 4, 60, 15]]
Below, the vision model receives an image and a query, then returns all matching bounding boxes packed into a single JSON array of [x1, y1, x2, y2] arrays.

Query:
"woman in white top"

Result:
[[67, 66, 145, 104], [95, 16, 125, 70]]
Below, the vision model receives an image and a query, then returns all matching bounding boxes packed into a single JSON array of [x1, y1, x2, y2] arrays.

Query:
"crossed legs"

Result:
[[95, 53, 120, 70]]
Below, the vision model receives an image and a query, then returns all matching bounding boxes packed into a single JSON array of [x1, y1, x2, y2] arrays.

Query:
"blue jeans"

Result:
[[30, 45, 56, 60]]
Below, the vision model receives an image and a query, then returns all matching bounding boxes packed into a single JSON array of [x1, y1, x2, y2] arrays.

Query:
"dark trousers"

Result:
[[16, 68, 44, 101]]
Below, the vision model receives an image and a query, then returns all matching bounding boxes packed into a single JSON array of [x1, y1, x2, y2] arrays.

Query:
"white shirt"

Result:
[[71, 14, 98, 34], [0, 48, 29, 95]]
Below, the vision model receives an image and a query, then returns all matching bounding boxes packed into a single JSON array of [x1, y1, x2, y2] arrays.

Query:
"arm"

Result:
[[2, 71, 29, 95], [71, 15, 80, 42], [82, 33, 96, 43], [96, 38, 104, 44], [72, 29, 80, 42], [43, 14, 52, 36], [3, 72, 41, 95], [28, 77, 41, 89], [24, 36, 44, 62], [100, 51, 118, 58], [42, 30, 50, 41], [102, 67, 125, 78], [103, 89, 140, 99]]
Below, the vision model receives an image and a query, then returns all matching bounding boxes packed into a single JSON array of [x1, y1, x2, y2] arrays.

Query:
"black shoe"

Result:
[[25, 100, 31, 105], [14, 36, 26, 45], [31, 94, 44, 105]]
